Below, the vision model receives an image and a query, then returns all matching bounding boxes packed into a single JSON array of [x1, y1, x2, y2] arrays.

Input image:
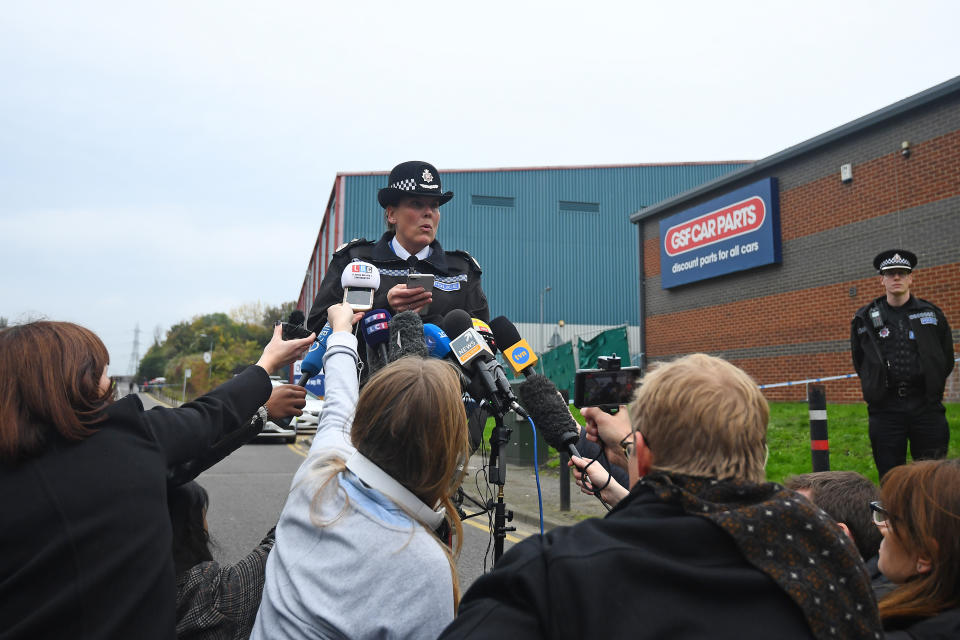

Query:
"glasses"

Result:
[[619, 432, 643, 459], [870, 501, 891, 527]]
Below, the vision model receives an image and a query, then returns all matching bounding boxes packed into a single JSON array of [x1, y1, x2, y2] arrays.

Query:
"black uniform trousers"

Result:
[[868, 395, 949, 479]]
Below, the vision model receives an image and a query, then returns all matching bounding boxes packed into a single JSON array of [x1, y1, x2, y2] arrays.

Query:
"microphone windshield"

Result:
[[516, 374, 580, 452], [389, 311, 428, 361], [362, 309, 392, 347], [489, 316, 521, 348], [490, 315, 539, 376], [286, 309, 305, 326], [442, 309, 473, 339], [341, 261, 381, 290]]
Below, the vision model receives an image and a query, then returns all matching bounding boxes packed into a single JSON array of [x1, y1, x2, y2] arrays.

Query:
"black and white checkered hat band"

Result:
[[390, 178, 417, 192], [879, 254, 911, 270]]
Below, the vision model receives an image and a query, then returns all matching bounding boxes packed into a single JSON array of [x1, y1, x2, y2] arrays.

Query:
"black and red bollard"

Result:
[[807, 384, 830, 471]]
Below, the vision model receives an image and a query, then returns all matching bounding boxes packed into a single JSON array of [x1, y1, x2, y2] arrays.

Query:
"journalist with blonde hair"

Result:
[[252, 302, 470, 640], [443, 354, 882, 639]]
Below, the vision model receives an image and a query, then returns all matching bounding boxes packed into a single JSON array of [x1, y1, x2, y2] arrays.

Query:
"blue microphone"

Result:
[[362, 309, 392, 373], [423, 323, 451, 359], [297, 322, 334, 386]]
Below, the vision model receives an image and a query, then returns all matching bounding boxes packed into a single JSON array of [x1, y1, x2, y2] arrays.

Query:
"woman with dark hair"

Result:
[[169, 481, 275, 640], [874, 458, 960, 638], [252, 302, 470, 639], [0, 320, 312, 639]]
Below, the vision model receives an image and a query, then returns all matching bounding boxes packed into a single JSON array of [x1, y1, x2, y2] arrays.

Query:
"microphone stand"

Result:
[[458, 408, 516, 564]]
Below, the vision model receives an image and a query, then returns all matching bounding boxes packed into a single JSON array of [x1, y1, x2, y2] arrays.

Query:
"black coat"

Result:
[[884, 607, 960, 639], [439, 482, 816, 639], [851, 295, 954, 405], [0, 367, 270, 640], [307, 232, 488, 367]]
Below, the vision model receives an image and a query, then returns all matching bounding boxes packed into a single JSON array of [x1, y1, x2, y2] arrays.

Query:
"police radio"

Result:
[[869, 305, 884, 330], [573, 354, 642, 412]]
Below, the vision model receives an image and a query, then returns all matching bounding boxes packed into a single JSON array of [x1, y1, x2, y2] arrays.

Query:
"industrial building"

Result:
[[296, 161, 749, 364], [631, 76, 960, 402]]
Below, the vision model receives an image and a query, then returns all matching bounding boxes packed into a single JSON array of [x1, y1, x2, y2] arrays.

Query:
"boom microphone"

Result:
[[388, 311, 428, 362], [362, 309, 392, 373], [489, 316, 538, 377], [516, 373, 581, 458], [297, 322, 335, 386]]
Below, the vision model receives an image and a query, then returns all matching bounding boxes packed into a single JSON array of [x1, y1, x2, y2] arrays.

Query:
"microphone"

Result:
[[286, 309, 305, 326], [297, 322, 335, 386], [516, 373, 581, 458], [472, 318, 497, 352], [442, 310, 528, 419], [423, 323, 451, 359], [423, 323, 473, 391], [388, 311, 428, 362], [361, 309, 392, 373], [489, 316, 538, 377], [341, 261, 380, 311]]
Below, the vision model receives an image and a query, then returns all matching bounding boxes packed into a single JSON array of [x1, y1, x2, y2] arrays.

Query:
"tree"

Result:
[[262, 301, 298, 327]]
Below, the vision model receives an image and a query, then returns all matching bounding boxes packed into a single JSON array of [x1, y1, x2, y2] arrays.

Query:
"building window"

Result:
[[471, 195, 516, 208], [559, 200, 600, 213]]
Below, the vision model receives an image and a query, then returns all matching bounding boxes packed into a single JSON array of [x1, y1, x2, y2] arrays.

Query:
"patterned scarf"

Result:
[[639, 472, 883, 640]]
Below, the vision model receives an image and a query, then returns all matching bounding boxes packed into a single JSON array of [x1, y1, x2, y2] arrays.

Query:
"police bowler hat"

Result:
[[873, 249, 917, 273], [377, 161, 454, 209]]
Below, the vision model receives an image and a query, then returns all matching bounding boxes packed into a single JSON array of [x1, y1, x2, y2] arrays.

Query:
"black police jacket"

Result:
[[307, 232, 489, 366], [851, 295, 954, 405]]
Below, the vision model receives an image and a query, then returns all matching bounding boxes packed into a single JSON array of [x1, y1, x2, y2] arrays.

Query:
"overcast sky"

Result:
[[2, 1, 958, 375]]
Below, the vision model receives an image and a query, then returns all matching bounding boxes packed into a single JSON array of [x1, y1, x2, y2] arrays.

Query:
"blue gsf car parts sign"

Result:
[[659, 177, 781, 288]]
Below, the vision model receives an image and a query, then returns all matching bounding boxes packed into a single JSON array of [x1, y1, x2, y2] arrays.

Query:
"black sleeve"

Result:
[[143, 366, 271, 469], [938, 309, 955, 379], [307, 254, 349, 334], [850, 315, 864, 373], [166, 414, 263, 486], [438, 537, 549, 639]]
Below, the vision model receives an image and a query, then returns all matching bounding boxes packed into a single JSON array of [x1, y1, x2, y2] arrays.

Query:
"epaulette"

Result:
[[333, 238, 374, 256], [448, 249, 482, 273]]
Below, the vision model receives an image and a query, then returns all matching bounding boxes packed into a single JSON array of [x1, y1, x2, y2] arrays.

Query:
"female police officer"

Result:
[[306, 160, 489, 374]]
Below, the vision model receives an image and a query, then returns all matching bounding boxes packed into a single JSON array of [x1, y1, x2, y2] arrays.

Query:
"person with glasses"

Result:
[[870, 459, 960, 638], [306, 161, 489, 379], [851, 249, 954, 479], [440, 354, 882, 640], [784, 471, 892, 598]]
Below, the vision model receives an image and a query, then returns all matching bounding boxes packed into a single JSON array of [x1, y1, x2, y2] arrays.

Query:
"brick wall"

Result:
[[640, 90, 960, 403]]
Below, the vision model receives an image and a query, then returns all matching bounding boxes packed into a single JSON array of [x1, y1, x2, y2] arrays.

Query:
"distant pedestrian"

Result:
[[851, 249, 954, 479]]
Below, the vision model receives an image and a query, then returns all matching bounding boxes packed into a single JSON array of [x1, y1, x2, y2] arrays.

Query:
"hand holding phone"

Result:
[[406, 273, 435, 314]]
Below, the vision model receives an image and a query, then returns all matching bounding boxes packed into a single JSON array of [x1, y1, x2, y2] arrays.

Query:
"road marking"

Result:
[[462, 516, 527, 543], [286, 440, 529, 543], [288, 441, 309, 457]]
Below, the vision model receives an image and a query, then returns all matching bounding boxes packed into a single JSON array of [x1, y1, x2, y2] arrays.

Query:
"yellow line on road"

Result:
[[462, 516, 526, 543]]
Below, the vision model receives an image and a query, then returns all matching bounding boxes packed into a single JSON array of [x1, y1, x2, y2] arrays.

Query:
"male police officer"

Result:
[[851, 249, 954, 478]]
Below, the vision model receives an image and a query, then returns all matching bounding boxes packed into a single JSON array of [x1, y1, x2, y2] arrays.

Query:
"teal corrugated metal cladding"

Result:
[[335, 164, 747, 325]]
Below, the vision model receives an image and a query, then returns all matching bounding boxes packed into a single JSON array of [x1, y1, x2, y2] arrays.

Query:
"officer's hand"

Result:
[[387, 283, 433, 314]]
